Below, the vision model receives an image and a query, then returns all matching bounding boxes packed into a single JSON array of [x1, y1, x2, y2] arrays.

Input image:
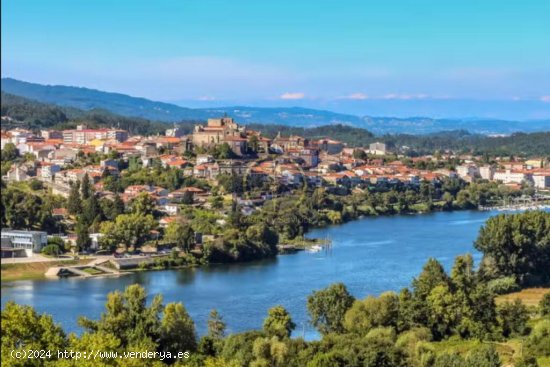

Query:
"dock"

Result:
[[45, 261, 127, 279]]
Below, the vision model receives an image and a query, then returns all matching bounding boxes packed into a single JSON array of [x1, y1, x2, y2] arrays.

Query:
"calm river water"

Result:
[[1, 210, 509, 338]]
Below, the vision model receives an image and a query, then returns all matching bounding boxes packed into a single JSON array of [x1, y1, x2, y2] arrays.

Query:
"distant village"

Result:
[[1, 116, 549, 258]]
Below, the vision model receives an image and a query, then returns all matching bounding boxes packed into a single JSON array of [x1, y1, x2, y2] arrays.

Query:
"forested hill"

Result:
[[2, 92, 550, 156], [0, 92, 182, 136], [1, 78, 363, 127], [251, 123, 550, 156], [3, 78, 550, 135]]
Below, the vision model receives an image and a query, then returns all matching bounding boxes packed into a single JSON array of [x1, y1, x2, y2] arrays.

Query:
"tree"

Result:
[[165, 221, 195, 252], [75, 218, 90, 252], [475, 211, 550, 285], [307, 283, 355, 335], [160, 302, 197, 356], [1, 186, 48, 230], [182, 190, 194, 205], [413, 258, 450, 301], [397, 288, 416, 332], [263, 305, 296, 338], [82, 193, 102, 227], [129, 192, 156, 216], [497, 299, 529, 337], [433, 353, 466, 367], [245, 223, 278, 247], [101, 194, 125, 221], [81, 173, 92, 200], [451, 254, 475, 293], [352, 149, 367, 160], [539, 293, 550, 317], [426, 284, 460, 339], [524, 319, 550, 358], [67, 181, 82, 215], [343, 292, 399, 335], [79, 284, 163, 347], [208, 309, 226, 339], [248, 135, 259, 153], [1, 301, 66, 367], [100, 213, 156, 250], [1, 142, 18, 162], [466, 346, 501, 367]]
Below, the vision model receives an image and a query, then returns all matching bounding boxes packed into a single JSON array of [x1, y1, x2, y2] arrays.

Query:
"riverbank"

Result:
[[2, 209, 497, 336], [2, 206, 546, 282], [1, 259, 91, 281]]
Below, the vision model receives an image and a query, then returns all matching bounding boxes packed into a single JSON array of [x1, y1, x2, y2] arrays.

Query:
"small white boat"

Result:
[[307, 245, 322, 253]]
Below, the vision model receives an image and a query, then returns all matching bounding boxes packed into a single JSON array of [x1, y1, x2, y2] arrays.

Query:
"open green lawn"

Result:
[[81, 267, 104, 275]]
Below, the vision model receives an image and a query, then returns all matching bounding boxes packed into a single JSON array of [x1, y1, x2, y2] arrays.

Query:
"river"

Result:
[[1, 209, 509, 338]]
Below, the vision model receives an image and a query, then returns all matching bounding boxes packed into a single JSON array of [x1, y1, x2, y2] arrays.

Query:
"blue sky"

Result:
[[2, 0, 550, 119]]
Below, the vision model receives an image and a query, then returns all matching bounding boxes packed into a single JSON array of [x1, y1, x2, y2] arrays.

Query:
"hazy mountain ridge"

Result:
[[2, 78, 549, 135]]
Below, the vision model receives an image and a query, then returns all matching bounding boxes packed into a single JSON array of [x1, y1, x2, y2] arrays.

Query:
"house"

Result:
[[272, 134, 308, 152], [159, 216, 179, 228], [525, 158, 546, 169], [52, 208, 68, 220]]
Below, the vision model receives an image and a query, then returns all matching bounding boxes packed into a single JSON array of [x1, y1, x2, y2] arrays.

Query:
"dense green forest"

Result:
[[2, 211, 549, 366]]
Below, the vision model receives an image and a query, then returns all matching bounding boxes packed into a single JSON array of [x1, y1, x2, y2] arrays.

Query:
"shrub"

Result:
[[41, 244, 61, 256], [539, 293, 550, 317], [525, 319, 550, 357], [486, 277, 520, 295]]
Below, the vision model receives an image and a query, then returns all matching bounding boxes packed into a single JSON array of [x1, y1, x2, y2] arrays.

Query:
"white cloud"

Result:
[[197, 96, 216, 101], [382, 93, 428, 100], [338, 93, 369, 100], [280, 92, 305, 100], [540, 96, 550, 103]]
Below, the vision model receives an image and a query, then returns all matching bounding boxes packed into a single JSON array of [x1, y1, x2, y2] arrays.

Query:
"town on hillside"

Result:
[[1, 116, 550, 262]]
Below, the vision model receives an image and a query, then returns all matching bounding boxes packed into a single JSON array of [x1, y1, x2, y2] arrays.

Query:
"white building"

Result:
[[479, 166, 495, 180], [1, 229, 48, 257], [369, 142, 387, 156], [533, 173, 550, 189], [493, 169, 532, 184]]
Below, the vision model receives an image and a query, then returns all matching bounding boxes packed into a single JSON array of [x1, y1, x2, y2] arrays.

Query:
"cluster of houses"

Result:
[[3, 117, 549, 198], [2, 117, 549, 258], [455, 158, 550, 189]]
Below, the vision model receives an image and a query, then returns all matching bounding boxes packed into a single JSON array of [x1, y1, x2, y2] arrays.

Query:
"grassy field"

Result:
[[1, 260, 90, 281], [496, 288, 550, 307], [81, 267, 104, 275]]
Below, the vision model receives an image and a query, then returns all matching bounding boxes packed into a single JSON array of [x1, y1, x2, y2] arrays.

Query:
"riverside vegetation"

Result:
[[1, 163, 534, 268], [2, 210, 549, 367]]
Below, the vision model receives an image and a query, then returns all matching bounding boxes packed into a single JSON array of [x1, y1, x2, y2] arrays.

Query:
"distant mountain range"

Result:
[[2, 78, 549, 135]]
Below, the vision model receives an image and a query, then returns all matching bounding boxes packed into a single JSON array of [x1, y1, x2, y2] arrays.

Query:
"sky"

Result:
[[2, 0, 550, 119]]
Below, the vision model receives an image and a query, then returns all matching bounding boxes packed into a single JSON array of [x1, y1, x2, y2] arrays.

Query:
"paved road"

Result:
[[0, 255, 113, 265]]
